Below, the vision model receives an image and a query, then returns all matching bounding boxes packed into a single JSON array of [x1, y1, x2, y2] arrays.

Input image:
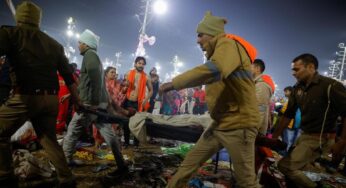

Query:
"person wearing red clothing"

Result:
[[93, 66, 128, 149], [56, 72, 71, 135], [105, 67, 126, 106], [56, 64, 79, 135], [192, 86, 206, 115]]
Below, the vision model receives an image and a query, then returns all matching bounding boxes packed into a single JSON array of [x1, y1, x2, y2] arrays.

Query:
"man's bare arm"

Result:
[[146, 79, 153, 100]]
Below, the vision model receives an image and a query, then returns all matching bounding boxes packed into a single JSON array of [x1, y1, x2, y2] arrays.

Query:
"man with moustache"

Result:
[[160, 11, 260, 188], [273, 53, 346, 187], [123, 56, 153, 147]]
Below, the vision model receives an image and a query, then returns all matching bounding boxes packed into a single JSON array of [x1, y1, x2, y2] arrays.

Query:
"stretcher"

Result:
[[82, 107, 203, 143], [82, 108, 287, 173], [84, 108, 286, 150]]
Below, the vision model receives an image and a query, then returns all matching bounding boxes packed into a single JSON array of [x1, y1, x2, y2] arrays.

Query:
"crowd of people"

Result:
[[0, 2, 345, 188]]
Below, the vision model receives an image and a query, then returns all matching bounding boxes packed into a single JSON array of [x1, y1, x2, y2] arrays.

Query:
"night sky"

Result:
[[1, 0, 346, 95]]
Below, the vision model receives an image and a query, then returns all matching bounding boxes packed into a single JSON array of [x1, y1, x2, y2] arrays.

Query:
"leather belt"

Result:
[[13, 87, 58, 95]]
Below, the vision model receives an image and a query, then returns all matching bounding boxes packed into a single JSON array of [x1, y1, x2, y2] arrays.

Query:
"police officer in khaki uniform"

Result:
[[251, 59, 275, 135], [160, 11, 261, 188], [0, 2, 81, 187]]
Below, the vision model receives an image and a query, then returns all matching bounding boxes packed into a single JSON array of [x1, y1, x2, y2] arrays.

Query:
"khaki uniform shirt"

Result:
[[254, 74, 273, 133], [172, 34, 260, 130]]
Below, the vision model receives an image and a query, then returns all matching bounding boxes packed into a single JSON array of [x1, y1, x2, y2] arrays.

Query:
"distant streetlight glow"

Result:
[[155, 62, 161, 74], [67, 17, 74, 25], [153, 0, 167, 15], [66, 30, 73, 37], [64, 17, 80, 67]]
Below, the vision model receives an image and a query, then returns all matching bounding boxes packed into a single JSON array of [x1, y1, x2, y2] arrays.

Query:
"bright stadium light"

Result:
[[153, 0, 167, 15], [66, 30, 73, 37], [67, 17, 74, 25]]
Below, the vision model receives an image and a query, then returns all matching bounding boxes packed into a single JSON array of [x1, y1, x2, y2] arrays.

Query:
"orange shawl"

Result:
[[226, 34, 257, 63], [261, 74, 275, 94], [126, 69, 150, 112]]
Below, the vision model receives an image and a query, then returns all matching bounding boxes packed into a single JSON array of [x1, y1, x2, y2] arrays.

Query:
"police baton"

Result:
[[79, 105, 129, 124]]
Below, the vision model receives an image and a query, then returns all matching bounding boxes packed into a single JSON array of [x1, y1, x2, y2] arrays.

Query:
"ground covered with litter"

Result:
[[13, 139, 346, 188]]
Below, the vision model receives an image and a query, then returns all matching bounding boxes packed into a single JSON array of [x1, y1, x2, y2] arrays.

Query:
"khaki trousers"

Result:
[[278, 133, 334, 188], [167, 127, 260, 188], [0, 94, 73, 183]]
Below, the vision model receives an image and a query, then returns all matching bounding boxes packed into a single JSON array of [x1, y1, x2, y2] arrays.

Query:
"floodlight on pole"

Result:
[[135, 0, 166, 57], [171, 55, 184, 78], [67, 17, 74, 25], [114, 52, 122, 70], [64, 17, 80, 66], [66, 30, 73, 37], [153, 0, 167, 15]]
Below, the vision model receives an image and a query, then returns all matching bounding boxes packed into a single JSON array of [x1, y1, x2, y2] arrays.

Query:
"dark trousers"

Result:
[[123, 99, 139, 146], [0, 85, 10, 105], [148, 98, 155, 113], [193, 103, 206, 115], [0, 94, 73, 184]]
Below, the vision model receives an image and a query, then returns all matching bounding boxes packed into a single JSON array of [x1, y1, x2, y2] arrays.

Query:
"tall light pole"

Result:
[[115, 52, 122, 69], [103, 58, 113, 69], [141, 0, 150, 36], [134, 0, 167, 57], [155, 62, 161, 75], [327, 60, 340, 79], [337, 43, 346, 80], [65, 17, 79, 64], [171, 55, 184, 78]]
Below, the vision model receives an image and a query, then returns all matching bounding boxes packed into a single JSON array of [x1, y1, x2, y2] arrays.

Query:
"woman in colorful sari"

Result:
[[93, 67, 127, 149]]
